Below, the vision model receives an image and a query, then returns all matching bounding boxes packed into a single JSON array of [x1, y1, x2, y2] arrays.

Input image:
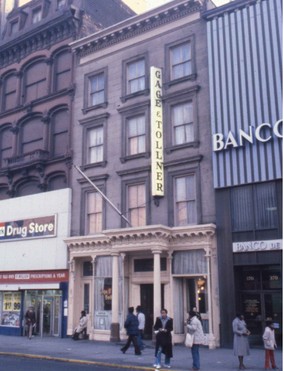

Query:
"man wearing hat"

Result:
[[120, 307, 141, 355]]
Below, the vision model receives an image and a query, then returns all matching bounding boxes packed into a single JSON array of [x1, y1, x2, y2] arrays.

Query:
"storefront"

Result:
[[65, 224, 220, 347]]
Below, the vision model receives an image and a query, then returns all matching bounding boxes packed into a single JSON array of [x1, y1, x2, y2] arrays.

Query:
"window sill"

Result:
[[165, 74, 197, 89], [120, 89, 149, 103], [120, 152, 150, 163], [165, 141, 199, 153], [82, 102, 108, 114], [82, 161, 107, 169]]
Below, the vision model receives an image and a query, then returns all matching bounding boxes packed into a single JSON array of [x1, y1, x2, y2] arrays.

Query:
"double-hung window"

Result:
[[170, 41, 192, 80], [89, 72, 105, 107], [86, 191, 103, 234], [174, 174, 197, 226], [87, 126, 104, 164], [127, 59, 145, 94], [127, 183, 146, 227], [127, 115, 146, 156], [172, 101, 194, 145]]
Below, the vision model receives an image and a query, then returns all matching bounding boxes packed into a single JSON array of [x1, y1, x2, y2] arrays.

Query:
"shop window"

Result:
[[0, 127, 13, 167], [84, 284, 90, 313], [127, 183, 146, 227], [83, 261, 93, 276], [54, 50, 72, 91], [171, 101, 194, 145], [172, 250, 207, 274], [126, 58, 146, 94], [21, 117, 44, 154], [51, 109, 69, 157], [262, 269, 281, 290], [0, 292, 21, 327], [174, 174, 197, 226], [240, 270, 261, 291], [85, 191, 103, 234], [126, 115, 146, 156], [2, 74, 17, 111], [24, 61, 48, 103], [134, 258, 167, 272]]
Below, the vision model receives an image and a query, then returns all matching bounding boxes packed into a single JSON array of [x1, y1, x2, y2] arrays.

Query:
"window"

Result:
[[24, 61, 47, 102], [32, 8, 42, 24], [57, 0, 66, 9], [231, 183, 278, 232], [134, 258, 167, 272], [10, 21, 18, 35], [83, 262, 93, 276], [86, 191, 103, 234], [3, 74, 17, 111], [170, 41, 191, 80], [127, 183, 146, 227], [21, 117, 44, 154], [0, 128, 13, 167], [51, 110, 69, 157], [127, 115, 146, 155], [54, 50, 72, 91], [127, 59, 145, 94], [89, 73, 105, 107], [87, 126, 103, 164], [174, 175, 197, 226], [172, 102, 194, 145]]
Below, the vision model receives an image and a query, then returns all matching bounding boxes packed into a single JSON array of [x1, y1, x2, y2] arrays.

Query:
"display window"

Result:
[[0, 292, 21, 327]]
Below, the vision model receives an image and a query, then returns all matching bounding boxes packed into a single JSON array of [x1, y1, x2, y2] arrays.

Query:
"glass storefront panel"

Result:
[[0, 292, 21, 327]]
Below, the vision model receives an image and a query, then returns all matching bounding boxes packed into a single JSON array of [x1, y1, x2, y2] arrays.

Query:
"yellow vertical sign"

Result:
[[150, 67, 164, 197]]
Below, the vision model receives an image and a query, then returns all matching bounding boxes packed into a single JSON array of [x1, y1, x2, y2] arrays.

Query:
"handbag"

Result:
[[185, 332, 194, 348]]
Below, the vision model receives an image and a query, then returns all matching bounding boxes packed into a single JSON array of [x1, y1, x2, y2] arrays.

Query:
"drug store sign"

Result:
[[0, 215, 56, 242]]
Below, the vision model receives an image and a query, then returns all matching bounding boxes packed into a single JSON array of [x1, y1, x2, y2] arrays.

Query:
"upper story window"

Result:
[[127, 59, 146, 94], [21, 117, 44, 154], [54, 50, 72, 91], [170, 41, 192, 80], [51, 109, 69, 157], [172, 101, 194, 145], [10, 20, 19, 35], [87, 126, 104, 164], [2, 74, 17, 112], [174, 174, 197, 226], [0, 127, 13, 168], [86, 191, 103, 234], [127, 115, 146, 156], [23, 61, 48, 103], [89, 72, 105, 107], [127, 183, 146, 227], [57, 0, 66, 9], [32, 8, 42, 24]]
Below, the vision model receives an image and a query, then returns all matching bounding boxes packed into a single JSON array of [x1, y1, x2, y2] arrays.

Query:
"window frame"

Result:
[[50, 108, 69, 158], [32, 7, 42, 24], [82, 186, 106, 235], [1, 72, 18, 112], [83, 68, 108, 114], [22, 59, 48, 104], [52, 49, 72, 92]]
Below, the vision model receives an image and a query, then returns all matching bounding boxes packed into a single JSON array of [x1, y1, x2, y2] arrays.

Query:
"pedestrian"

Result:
[[153, 308, 173, 369], [186, 310, 205, 371], [25, 306, 36, 339], [263, 320, 279, 370], [232, 313, 250, 370], [136, 305, 145, 351], [72, 310, 88, 340], [121, 307, 141, 355]]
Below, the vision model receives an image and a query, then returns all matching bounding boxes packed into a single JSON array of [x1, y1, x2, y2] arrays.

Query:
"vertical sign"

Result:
[[150, 66, 164, 196]]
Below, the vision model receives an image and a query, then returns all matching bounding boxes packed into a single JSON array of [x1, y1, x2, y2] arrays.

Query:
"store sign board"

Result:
[[233, 239, 282, 253], [0, 269, 68, 283], [150, 66, 164, 197], [0, 215, 56, 242]]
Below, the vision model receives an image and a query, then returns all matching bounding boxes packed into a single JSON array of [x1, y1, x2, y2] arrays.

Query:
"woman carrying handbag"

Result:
[[186, 310, 205, 371]]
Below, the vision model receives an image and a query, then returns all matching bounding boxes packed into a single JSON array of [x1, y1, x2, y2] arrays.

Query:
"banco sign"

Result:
[[212, 120, 282, 152], [0, 215, 56, 242]]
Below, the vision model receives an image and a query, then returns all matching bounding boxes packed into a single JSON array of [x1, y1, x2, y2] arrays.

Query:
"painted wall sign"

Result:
[[150, 66, 164, 197], [0, 215, 56, 242], [0, 269, 68, 283], [233, 239, 282, 253]]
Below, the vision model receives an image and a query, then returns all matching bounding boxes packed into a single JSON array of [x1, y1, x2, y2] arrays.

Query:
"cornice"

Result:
[[72, 1, 203, 59]]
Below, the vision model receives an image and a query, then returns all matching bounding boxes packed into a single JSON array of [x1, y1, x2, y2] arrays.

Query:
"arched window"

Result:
[[21, 117, 44, 154], [53, 49, 72, 91], [2, 74, 17, 111], [47, 174, 67, 191], [0, 127, 13, 167], [51, 109, 69, 157], [23, 60, 48, 103], [16, 180, 41, 197], [0, 186, 9, 200]]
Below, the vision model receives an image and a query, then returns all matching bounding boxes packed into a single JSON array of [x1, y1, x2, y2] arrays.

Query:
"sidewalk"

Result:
[[0, 335, 282, 370]]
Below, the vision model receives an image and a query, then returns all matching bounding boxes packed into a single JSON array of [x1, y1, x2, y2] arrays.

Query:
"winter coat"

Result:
[[232, 317, 250, 356], [76, 315, 88, 333], [25, 309, 36, 325], [154, 316, 173, 359], [124, 313, 139, 336], [187, 315, 205, 345], [263, 326, 277, 350]]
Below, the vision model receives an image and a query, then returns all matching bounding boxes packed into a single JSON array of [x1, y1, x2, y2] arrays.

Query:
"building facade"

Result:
[[205, 0, 282, 347], [0, 0, 134, 337], [66, 0, 220, 347]]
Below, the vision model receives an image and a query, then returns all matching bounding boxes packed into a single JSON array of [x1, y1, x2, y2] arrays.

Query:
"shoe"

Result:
[[135, 352, 141, 356], [120, 348, 126, 354], [153, 365, 161, 369], [164, 365, 171, 369], [272, 367, 279, 370]]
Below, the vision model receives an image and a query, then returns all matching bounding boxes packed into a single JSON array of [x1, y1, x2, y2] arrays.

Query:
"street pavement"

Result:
[[0, 335, 282, 371]]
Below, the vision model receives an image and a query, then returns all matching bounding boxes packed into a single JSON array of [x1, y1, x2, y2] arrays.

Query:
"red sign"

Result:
[[0, 269, 68, 283]]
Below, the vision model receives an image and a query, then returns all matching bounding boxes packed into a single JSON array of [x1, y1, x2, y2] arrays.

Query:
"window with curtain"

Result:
[[127, 115, 146, 155], [127, 59, 145, 94], [32, 8, 42, 24], [174, 174, 197, 226], [127, 183, 146, 227], [172, 101, 194, 145], [0, 128, 13, 167], [170, 41, 192, 80], [231, 182, 278, 232], [172, 250, 207, 275], [3, 74, 17, 111], [54, 50, 72, 91], [51, 110, 69, 157], [87, 126, 103, 164], [24, 61, 47, 102], [89, 73, 105, 107], [21, 118, 44, 154], [86, 191, 103, 234]]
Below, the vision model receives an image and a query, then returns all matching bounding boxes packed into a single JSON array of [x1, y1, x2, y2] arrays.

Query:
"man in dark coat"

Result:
[[25, 306, 36, 339], [153, 308, 173, 369], [120, 307, 141, 355]]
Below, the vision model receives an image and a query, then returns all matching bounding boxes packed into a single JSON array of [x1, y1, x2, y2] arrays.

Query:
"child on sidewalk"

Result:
[[262, 320, 279, 370]]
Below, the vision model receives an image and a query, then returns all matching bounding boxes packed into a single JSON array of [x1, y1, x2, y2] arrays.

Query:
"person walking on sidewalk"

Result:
[[153, 308, 173, 369], [25, 306, 36, 339], [121, 307, 141, 355], [232, 313, 250, 370], [136, 305, 145, 351], [186, 310, 205, 371], [263, 320, 279, 370]]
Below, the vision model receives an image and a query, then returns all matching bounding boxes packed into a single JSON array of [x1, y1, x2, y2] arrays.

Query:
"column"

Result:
[[152, 249, 162, 319], [67, 257, 75, 336], [110, 252, 120, 342], [89, 256, 96, 340], [205, 249, 216, 349]]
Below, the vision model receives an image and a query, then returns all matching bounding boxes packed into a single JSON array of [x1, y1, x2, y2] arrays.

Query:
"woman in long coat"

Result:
[[153, 308, 173, 369], [232, 314, 250, 370]]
